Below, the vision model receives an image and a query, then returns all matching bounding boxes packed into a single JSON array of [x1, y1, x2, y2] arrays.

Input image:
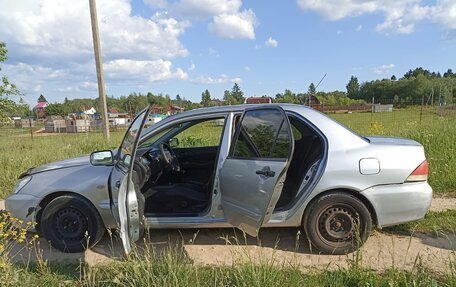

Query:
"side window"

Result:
[[231, 109, 291, 159], [173, 118, 225, 148]]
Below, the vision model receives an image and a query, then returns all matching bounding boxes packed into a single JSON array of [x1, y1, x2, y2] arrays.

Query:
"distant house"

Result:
[[303, 95, 322, 110], [167, 105, 184, 115], [245, 96, 272, 104], [83, 107, 97, 116], [107, 107, 131, 126], [33, 101, 49, 118], [107, 107, 119, 114]]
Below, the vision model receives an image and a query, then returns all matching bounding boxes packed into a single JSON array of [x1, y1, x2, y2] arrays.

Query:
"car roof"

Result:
[[165, 103, 311, 118]]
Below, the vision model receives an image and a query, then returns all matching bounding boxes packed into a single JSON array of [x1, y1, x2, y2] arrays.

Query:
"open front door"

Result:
[[111, 107, 150, 254], [219, 106, 294, 236]]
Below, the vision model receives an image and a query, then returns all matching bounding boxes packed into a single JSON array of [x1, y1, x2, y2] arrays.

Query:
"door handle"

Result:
[[115, 180, 121, 188], [256, 168, 275, 177]]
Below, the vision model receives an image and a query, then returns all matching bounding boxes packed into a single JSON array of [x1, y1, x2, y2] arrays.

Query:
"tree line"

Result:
[[2, 41, 455, 123]]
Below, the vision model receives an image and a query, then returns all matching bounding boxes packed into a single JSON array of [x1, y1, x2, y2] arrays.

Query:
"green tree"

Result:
[[307, 83, 316, 95], [443, 69, 454, 78], [201, 89, 212, 107], [230, 83, 244, 104], [45, 103, 66, 117], [275, 89, 300, 104], [223, 90, 234, 105], [346, 76, 360, 99], [0, 42, 21, 124]]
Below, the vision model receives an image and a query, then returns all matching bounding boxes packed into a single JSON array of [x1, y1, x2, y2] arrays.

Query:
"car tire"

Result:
[[303, 192, 372, 255], [41, 195, 105, 253]]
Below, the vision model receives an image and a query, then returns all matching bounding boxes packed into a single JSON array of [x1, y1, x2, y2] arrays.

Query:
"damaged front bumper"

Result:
[[4, 193, 40, 231]]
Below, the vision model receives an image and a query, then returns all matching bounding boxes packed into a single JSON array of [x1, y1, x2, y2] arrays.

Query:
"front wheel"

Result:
[[41, 195, 105, 253], [303, 192, 372, 255]]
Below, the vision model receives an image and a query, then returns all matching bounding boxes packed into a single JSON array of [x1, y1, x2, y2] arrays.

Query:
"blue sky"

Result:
[[0, 0, 455, 104]]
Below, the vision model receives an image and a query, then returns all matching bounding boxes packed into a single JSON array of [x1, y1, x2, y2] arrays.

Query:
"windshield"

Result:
[[117, 109, 149, 169]]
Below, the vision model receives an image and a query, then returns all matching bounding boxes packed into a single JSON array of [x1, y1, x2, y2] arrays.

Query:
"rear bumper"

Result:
[[361, 181, 432, 228]]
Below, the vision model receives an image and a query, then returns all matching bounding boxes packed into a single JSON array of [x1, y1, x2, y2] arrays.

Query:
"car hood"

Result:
[[20, 155, 91, 178]]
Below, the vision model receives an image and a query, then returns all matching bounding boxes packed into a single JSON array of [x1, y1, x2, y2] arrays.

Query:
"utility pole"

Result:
[[89, 0, 110, 141]]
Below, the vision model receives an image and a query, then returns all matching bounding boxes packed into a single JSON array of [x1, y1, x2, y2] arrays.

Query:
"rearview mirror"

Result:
[[169, 137, 180, 148], [90, 150, 114, 166]]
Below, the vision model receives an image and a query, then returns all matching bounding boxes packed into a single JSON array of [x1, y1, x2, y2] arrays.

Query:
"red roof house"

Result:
[[33, 101, 49, 118]]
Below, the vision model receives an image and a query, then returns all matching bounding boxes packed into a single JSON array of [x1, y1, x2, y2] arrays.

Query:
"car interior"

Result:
[[133, 114, 324, 217]]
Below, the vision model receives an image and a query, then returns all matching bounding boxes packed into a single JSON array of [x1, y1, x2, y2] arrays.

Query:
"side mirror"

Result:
[[169, 137, 180, 148], [90, 150, 114, 166]]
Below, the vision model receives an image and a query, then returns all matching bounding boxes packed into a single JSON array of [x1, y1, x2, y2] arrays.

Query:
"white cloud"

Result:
[[296, 0, 378, 21], [146, 0, 242, 19], [0, 0, 189, 60], [356, 25, 363, 32], [2, 61, 99, 99], [208, 9, 257, 39], [244, 66, 250, 71], [104, 59, 188, 82], [145, 0, 257, 40], [0, 0, 192, 100], [296, 0, 456, 34], [192, 74, 241, 84], [188, 63, 196, 71], [336, 30, 343, 35], [373, 64, 395, 75], [265, 37, 278, 48]]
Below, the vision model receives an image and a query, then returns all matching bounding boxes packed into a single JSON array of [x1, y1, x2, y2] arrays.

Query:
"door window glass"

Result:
[[117, 109, 148, 170], [232, 109, 291, 159], [173, 118, 225, 148]]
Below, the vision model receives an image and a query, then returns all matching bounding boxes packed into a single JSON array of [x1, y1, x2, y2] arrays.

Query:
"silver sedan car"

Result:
[[5, 104, 432, 254]]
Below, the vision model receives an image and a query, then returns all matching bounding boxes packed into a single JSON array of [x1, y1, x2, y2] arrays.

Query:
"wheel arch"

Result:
[[35, 191, 106, 232], [302, 188, 378, 227]]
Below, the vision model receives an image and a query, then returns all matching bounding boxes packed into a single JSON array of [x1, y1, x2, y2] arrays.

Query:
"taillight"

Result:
[[405, 160, 428, 182]]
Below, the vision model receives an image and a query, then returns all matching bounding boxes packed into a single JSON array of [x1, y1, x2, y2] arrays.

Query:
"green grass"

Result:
[[0, 128, 125, 199], [1, 251, 455, 287], [174, 119, 223, 147], [383, 209, 456, 236], [329, 107, 456, 195]]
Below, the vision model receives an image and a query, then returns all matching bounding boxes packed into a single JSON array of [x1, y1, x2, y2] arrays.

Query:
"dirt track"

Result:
[[1, 198, 455, 272]]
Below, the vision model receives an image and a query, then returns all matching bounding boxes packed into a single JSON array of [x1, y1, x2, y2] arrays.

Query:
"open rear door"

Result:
[[219, 106, 294, 236], [111, 107, 150, 254]]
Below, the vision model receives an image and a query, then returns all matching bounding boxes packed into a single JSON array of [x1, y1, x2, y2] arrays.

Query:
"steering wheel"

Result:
[[159, 143, 180, 172]]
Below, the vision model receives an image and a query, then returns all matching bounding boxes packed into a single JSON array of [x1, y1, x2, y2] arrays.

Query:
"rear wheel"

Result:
[[303, 192, 372, 255], [41, 195, 105, 253]]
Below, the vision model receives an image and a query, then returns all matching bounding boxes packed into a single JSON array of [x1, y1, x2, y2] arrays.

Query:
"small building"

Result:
[[303, 95, 322, 110], [83, 107, 97, 116], [167, 105, 184, 115], [14, 118, 35, 129], [66, 119, 91, 133], [109, 117, 131, 126], [245, 96, 272, 104], [33, 102, 49, 118], [147, 114, 167, 125], [107, 107, 131, 127], [45, 116, 66, 133]]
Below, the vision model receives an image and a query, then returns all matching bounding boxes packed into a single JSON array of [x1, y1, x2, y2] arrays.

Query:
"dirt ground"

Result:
[[1, 198, 455, 272]]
